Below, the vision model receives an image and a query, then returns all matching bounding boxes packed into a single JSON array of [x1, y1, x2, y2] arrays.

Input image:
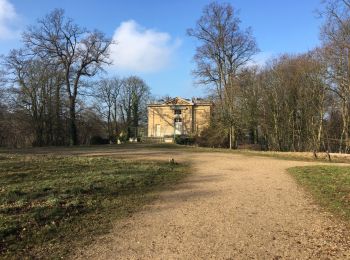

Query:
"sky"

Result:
[[0, 0, 325, 98]]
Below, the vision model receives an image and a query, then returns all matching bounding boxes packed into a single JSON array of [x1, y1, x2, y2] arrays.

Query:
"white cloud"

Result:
[[0, 0, 19, 40], [110, 20, 181, 73]]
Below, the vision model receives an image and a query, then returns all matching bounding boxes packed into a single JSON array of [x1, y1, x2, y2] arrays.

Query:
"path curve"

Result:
[[75, 151, 350, 259]]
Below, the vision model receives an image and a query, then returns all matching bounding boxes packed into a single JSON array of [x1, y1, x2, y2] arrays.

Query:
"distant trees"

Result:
[[320, 0, 350, 152], [257, 53, 328, 152], [119, 76, 150, 139], [188, 2, 259, 148], [94, 77, 122, 143], [4, 51, 66, 146], [190, 1, 350, 154], [0, 9, 150, 147], [22, 9, 112, 145], [94, 76, 150, 143]]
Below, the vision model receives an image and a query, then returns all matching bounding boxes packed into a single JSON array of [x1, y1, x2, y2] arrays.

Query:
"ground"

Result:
[[67, 146, 350, 259], [0, 154, 187, 258], [2, 145, 350, 259]]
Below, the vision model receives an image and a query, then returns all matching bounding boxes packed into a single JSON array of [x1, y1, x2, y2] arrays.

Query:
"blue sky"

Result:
[[0, 0, 324, 98]]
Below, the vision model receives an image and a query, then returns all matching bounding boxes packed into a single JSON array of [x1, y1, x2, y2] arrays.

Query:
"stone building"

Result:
[[147, 97, 212, 138]]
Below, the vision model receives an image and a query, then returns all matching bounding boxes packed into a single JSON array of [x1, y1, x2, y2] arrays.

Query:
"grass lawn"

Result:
[[288, 165, 350, 221], [0, 154, 188, 258]]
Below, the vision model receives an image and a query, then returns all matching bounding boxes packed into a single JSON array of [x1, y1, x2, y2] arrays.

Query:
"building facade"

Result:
[[147, 97, 212, 138]]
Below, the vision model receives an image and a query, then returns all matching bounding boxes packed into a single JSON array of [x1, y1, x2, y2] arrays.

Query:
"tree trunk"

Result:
[[228, 125, 236, 149], [232, 126, 236, 149], [54, 83, 62, 145], [107, 107, 112, 143], [69, 96, 78, 146]]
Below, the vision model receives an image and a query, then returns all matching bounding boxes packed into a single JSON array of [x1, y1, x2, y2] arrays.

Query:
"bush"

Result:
[[90, 135, 109, 145], [118, 134, 128, 143], [195, 126, 229, 148], [174, 135, 196, 145]]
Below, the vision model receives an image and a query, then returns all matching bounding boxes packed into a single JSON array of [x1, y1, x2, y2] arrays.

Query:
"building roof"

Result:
[[165, 97, 193, 105], [148, 97, 212, 107]]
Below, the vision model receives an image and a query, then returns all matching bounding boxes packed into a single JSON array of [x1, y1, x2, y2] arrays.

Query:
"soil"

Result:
[[74, 149, 350, 259]]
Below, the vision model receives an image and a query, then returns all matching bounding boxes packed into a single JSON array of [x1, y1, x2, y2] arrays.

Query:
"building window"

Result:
[[174, 118, 182, 123], [174, 109, 181, 115]]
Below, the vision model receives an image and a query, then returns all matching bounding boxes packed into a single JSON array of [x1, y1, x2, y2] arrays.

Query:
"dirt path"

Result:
[[75, 151, 350, 259]]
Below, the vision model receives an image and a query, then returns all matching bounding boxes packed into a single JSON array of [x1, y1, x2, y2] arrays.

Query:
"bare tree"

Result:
[[320, 0, 350, 152], [255, 53, 328, 152], [239, 66, 261, 145], [22, 9, 112, 145], [95, 77, 122, 143], [188, 1, 259, 148], [4, 49, 65, 146], [120, 76, 150, 139]]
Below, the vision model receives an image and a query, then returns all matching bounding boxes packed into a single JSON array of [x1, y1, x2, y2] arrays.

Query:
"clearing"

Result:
[[0, 153, 187, 258], [1, 145, 350, 259], [72, 145, 350, 259]]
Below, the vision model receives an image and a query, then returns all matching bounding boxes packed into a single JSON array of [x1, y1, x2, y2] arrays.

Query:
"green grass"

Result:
[[0, 155, 188, 259], [288, 165, 350, 221]]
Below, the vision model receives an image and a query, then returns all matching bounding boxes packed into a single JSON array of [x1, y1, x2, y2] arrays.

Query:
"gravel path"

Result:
[[75, 151, 350, 259]]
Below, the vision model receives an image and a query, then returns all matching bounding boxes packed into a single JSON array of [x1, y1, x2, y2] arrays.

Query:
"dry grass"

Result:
[[0, 154, 188, 258]]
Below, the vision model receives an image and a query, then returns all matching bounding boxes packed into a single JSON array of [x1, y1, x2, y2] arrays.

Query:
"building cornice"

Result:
[[148, 96, 213, 107], [148, 103, 212, 107]]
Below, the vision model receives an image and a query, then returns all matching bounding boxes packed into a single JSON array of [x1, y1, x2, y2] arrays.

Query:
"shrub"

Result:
[[174, 135, 196, 145], [90, 135, 109, 145], [195, 125, 229, 148], [118, 134, 128, 143]]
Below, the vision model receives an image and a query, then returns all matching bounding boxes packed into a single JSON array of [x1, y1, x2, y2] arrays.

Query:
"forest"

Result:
[[190, 0, 350, 153], [0, 0, 350, 154], [0, 9, 150, 147]]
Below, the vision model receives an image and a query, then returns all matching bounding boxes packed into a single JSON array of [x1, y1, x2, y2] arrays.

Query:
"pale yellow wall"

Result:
[[194, 105, 211, 134], [181, 106, 192, 135], [148, 103, 211, 137], [148, 106, 173, 137]]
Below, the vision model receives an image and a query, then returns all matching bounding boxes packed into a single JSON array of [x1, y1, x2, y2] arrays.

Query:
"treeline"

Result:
[[190, 0, 350, 153], [0, 9, 150, 147]]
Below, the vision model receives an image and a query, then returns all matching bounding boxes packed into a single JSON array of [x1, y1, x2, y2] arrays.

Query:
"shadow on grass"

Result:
[[0, 155, 190, 258]]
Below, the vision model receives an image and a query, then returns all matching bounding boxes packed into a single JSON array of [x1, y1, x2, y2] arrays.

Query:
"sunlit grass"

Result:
[[0, 155, 188, 258], [288, 165, 350, 221]]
